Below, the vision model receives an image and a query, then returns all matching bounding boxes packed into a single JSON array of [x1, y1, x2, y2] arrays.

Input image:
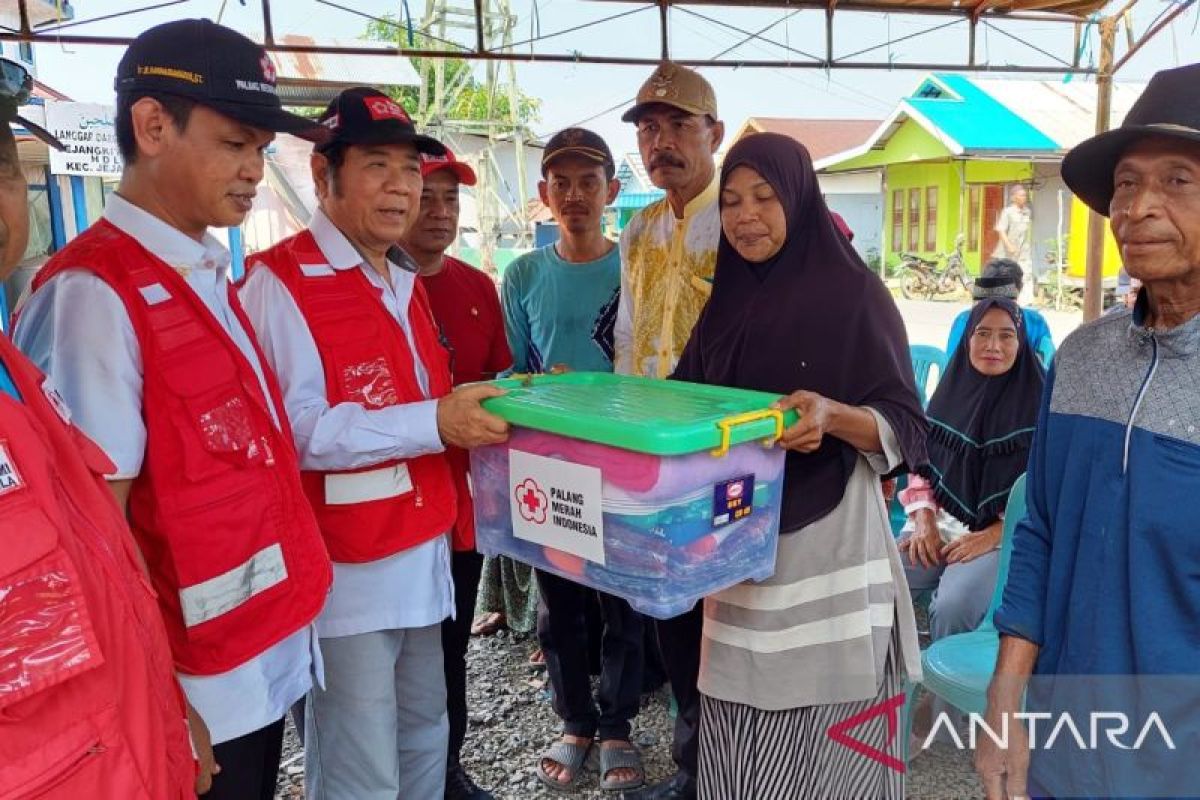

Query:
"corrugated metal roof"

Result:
[[0, 0, 72, 29], [268, 35, 420, 89], [907, 73, 1059, 152], [734, 118, 881, 161], [610, 190, 665, 210], [970, 77, 1145, 149], [605, 0, 1111, 21]]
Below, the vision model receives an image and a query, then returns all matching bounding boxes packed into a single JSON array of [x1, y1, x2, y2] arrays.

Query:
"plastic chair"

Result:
[[917, 473, 1027, 717], [909, 344, 947, 408], [1035, 336, 1055, 369]]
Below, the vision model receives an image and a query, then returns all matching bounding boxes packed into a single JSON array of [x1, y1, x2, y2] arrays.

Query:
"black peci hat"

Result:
[[115, 19, 326, 143], [1062, 63, 1200, 217], [315, 87, 445, 156]]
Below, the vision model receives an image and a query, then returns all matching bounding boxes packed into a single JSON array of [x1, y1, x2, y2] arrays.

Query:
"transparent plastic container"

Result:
[[470, 373, 792, 619]]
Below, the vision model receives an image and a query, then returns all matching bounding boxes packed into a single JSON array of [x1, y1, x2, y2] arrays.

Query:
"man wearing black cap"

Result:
[[979, 63, 1200, 800], [14, 19, 335, 800], [499, 127, 646, 793], [0, 65, 195, 798], [240, 87, 509, 800]]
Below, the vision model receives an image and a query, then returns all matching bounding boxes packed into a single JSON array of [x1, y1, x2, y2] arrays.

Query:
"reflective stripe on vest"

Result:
[[179, 543, 288, 628], [248, 230, 458, 563], [30, 220, 332, 676], [325, 463, 414, 506]]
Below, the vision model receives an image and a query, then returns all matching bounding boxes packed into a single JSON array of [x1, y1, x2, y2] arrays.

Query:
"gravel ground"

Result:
[[274, 624, 984, 799]]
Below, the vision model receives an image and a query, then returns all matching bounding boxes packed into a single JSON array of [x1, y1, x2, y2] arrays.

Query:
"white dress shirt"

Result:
[[239, 207, 454, 641], [13, 193, 319, 746]]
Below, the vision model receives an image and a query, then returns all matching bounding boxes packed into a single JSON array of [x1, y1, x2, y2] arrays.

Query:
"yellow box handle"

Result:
[[711, 408, 785, 458]]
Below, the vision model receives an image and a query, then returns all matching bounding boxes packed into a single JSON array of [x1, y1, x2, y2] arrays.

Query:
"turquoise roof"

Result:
[[610, 190, 665, 210], [907, 74, 1059, 153]]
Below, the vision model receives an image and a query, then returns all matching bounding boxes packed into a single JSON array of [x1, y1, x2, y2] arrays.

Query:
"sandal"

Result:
[[528, 647, 547, 671], [598, 742, 645, 792], [471, 612, 505, 636], [535, 738, 594, 792]]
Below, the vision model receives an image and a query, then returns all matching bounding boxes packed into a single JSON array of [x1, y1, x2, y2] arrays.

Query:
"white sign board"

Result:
[[509, 450, 606, 566], [45, 102, 123, 177]]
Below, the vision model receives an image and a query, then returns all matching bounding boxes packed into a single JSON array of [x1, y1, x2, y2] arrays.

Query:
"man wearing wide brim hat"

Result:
[[978, 62, 1200, 800], [240, 87, 509, 800], [14, 18, 336, 799], [615, 62, 725, 800]]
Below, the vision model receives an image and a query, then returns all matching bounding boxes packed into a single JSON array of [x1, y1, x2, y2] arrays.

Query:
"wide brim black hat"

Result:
[[1062, 63, 1200, 217]]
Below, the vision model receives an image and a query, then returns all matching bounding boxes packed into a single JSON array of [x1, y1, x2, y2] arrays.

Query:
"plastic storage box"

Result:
[[470, 373, 794, 619]]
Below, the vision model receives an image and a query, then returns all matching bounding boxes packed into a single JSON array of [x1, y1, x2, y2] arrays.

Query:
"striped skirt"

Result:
[[697, 628, 905, 800]]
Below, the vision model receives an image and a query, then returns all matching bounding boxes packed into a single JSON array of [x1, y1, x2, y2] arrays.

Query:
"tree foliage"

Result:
[[363, 16, 540, 128]]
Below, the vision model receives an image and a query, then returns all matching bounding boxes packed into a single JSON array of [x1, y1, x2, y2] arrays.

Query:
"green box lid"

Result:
[[482, 372, 797, 456]]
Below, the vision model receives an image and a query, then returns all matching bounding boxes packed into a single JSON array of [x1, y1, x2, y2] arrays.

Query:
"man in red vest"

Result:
[[13, 20, 334, 799], [402, 146, 512, 800], [0, 69, 196, 800], [239, 87, 509, 800]]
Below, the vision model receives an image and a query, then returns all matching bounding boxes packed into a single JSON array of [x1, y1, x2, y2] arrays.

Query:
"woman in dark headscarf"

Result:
[[900, 297, 1044, 655], [672, 132, 928, 799]]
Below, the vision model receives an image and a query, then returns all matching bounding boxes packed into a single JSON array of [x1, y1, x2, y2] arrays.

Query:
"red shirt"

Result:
[[419, 255, 512, 384], [418, 255, 511, 550]]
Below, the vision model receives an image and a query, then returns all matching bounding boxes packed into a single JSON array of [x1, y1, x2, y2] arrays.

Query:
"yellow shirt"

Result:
[[614, 177, 720, 378]]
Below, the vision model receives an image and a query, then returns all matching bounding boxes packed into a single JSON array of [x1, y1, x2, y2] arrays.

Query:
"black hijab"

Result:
[[922, 298, 1045, 530], [672, 133, 928, 533]]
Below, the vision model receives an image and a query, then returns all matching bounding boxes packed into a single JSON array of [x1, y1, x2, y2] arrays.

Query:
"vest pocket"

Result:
[[0, 705, 134, 800], [0, 534, 102, 711], [334, 352, 399, 409], [160, 347, 272, 480], [165, 477, 286, 636]]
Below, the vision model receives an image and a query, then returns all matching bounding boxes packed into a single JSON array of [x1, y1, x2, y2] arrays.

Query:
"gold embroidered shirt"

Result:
[[614, 177, 720, 378]]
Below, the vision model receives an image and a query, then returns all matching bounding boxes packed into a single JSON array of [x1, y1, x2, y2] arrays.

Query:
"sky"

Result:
[[27, 0, 1200, 156]]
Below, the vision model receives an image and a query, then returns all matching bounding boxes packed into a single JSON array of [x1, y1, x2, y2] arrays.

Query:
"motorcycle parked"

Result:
[[899, 235, 971, 301]]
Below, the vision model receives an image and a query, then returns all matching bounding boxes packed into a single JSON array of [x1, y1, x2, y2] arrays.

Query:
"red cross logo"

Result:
[[514, 478, 548, 525], [365, 96, 412, 123]]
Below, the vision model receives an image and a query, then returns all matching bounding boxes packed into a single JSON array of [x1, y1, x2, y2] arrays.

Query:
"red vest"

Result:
[[31, 220, 332, 676], [0, 335, 194, 799], [248, 231, 457, 563]]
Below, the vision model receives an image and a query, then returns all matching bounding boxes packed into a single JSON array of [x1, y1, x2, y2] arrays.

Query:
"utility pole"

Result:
[[1083, 14, 1116, 322], [410, 0, 531, 275]]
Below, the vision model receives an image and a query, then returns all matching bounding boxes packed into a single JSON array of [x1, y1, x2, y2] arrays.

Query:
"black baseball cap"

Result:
[[315, 87, 445, 156], [115, 19, 326, 143], [541, 127, 615, 176]]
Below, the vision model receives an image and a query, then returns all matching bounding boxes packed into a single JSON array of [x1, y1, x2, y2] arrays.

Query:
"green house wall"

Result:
[[828, 115, 1035, 274]]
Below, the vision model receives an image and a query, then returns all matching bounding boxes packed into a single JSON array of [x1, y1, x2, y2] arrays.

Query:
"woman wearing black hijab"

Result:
[[672, 132, 928, 799], [900, 298, 1044, 652]]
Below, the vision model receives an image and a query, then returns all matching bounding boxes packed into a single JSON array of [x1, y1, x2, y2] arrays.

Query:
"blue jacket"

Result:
[[994, 300, 1200, 798]]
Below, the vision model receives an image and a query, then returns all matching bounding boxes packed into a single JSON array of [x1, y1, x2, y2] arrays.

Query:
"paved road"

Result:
[[897, 298, 1082, 351]]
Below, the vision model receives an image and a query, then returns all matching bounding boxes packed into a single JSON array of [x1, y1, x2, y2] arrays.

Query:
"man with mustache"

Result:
[[239, 88, 509, 800], [500, 128, 645, 793], [615, 62, 724, 800], [978, 63, 1200, 800], [403, 146, 512, 800], [13, 20, 335, 798]]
